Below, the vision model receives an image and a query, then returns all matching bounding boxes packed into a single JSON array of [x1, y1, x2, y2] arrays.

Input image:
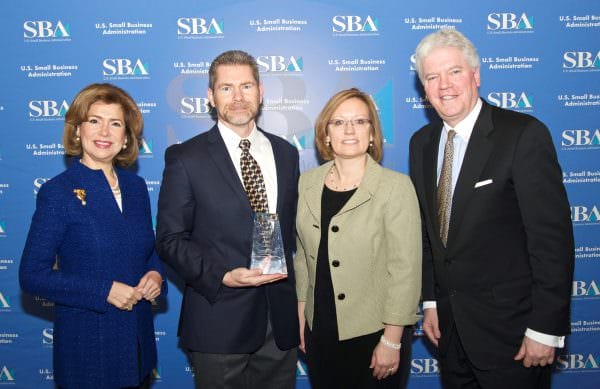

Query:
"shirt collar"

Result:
[[442, 98, 482, 142], [217, 121, 259, 151]]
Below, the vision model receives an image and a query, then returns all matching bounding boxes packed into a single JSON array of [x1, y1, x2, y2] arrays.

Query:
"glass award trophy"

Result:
[[250, 212, 287, 275]]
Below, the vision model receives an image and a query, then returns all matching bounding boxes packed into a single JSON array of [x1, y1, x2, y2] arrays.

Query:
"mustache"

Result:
[[227, 102, 252, 109]]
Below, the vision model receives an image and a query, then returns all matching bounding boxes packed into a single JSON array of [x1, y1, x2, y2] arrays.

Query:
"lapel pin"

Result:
[[73, 189, 87, 206]]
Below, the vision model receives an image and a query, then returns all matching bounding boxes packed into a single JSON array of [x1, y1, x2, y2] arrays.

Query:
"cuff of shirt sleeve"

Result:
[[525, 328, 565, 348], [422, 300, 437, 310]]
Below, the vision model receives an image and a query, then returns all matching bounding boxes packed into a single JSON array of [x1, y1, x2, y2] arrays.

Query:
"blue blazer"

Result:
[[156, 125, 300, 353], [20, 159, 165, 389]]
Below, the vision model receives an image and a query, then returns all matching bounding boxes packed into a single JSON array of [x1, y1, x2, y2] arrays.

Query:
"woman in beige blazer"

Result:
[[295, 88, 422, 388]]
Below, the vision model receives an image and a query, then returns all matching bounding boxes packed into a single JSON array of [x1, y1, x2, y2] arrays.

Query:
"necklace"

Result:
[[328, 163, 361, 191], [110, 170, 121, 195]]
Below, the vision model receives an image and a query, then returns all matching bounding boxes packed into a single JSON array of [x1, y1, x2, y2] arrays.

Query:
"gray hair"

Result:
[[414, 29, 480, 83], [208, 50, 260, 90]]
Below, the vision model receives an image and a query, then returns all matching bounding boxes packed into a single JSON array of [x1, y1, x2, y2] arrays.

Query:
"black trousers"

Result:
[[190, 320, 297, 389], [304, 325, 413, 389], [440, 326, 552, 389]]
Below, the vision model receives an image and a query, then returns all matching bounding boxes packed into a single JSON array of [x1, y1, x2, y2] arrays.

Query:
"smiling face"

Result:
[[78, 101, 126, 170], [421, 46, 481, 128], [207, 64, 263, 137], [326, 97, 373, 161]]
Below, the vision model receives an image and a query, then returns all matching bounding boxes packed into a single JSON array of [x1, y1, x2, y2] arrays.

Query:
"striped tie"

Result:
[[437, 130, 456, 246]]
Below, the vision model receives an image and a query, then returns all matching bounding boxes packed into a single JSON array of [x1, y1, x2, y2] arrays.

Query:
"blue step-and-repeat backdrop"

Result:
[[0, 1, 598, 387]]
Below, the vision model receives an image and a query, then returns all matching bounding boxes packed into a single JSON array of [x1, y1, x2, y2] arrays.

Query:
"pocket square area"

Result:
[[474, 179, 493, 188]]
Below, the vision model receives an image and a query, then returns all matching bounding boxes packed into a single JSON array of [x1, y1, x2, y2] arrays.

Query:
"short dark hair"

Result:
[[208, 50, 260, 90]]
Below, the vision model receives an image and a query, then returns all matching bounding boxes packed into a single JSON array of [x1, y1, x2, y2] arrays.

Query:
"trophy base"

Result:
[[250, 255, 287, 275]]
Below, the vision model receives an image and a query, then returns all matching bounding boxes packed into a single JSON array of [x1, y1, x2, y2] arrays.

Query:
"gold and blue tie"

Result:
[[239, 139, 269, 213]]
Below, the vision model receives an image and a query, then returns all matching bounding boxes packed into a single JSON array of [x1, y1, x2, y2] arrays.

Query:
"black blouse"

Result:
[[312, 185, 357, 340]]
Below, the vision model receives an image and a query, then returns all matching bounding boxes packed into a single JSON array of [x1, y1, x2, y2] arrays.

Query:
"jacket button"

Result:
[[337, 293, 345, 300], [331, 225, 339, 232], [332, 260, 340, 267]]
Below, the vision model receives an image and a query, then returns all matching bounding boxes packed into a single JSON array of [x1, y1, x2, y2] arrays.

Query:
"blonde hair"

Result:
[[314, 88, 383, 162]]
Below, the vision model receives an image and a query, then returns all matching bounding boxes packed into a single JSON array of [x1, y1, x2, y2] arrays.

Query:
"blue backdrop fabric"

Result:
[[0, 1, 598, 387]]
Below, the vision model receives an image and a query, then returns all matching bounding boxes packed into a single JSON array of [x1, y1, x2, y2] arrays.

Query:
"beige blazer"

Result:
[[294, 155, 422, 340]]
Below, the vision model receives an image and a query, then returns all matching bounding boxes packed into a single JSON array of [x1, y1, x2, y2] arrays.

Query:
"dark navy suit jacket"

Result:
[[156, 125, 300, 353], [409, 101, 574, 369], [20, 159, 165, 388]]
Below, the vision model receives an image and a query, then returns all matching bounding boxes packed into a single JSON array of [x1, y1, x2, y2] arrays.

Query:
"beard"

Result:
[[219, 102, 259, 127]]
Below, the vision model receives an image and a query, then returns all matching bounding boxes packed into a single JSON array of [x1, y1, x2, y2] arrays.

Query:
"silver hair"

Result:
[[414, 29, 480, 83]]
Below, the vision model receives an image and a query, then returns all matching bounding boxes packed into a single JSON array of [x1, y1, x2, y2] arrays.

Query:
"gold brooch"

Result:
[[73, 189, 87, 206]]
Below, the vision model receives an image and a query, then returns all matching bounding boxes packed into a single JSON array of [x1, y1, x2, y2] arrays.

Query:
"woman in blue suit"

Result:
[[20, 83, 165, 389]]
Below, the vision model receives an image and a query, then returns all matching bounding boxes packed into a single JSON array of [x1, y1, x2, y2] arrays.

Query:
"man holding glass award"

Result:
[[156, 50, 300, 389]]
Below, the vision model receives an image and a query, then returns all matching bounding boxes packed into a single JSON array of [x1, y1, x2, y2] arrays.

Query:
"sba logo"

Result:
[[561, 129, 600, 147], [556, 354, 600, 370], [332, 15, 378, 33], [487, 13, 533, 31], [0, 292, 10, 308], [29, 100, 69, 118], [409, 53, 417, 71], [487, 92, 532, 109], [23, 20, 70, 38], [411, 358, 439, 375], [0, 221, 6, 235], [180, 97, 211, 115], [34, 177, 49, 195], [563, 51, 600, 69], [0, 366, 15, 381], [139, 138, 153, 155], [103, 59, 149, 76], [296, 360, 308, 376], [571, 206, 600, 223], [257, 56, 303, 72], [42, 328, 54, 345], [177, 18, 223, 35], [572, 280, 600, 297]]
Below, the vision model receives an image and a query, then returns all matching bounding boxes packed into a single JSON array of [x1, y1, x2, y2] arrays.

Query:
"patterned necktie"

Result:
[[239, 139, 269, 213], [437, 129, 456, 246]]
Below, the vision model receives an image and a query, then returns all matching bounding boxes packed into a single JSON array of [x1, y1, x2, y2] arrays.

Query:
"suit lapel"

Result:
[[448, 103, 495, 247], [266, 132, 285, 214], [303, 162, 330, 223], [423, 123, 443, 239], [206, 126, 250, 209], [336, 156, 379, 216]]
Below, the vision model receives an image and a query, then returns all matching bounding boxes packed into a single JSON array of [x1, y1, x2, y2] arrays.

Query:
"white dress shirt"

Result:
[[218, 122, 278, 214], [423, 98, 564, 348]]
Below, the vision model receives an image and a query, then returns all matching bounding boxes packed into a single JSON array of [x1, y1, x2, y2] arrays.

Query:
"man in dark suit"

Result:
[[156, 50, 299, 389], [409, 29, 574, 388]]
